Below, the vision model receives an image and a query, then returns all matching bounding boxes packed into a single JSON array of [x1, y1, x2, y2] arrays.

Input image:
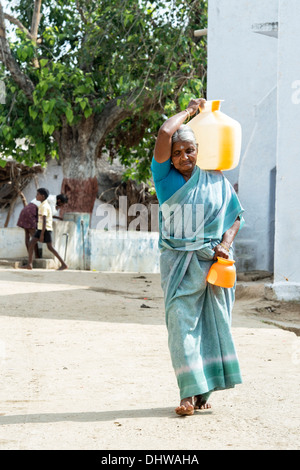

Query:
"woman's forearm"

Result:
[[221, 217, 241, 249], [154, 98, 205, 163], [213, 217, 241, 259], [154, 109, 192, 163], [159, 109, 191, 136]]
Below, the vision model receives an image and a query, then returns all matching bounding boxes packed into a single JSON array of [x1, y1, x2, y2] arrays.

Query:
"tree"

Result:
[[0, 0, 207, 214]]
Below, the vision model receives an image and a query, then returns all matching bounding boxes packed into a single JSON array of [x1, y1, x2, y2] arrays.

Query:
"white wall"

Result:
[[42, 220, 79, 269], [0, 224, 161, 273], [238, 85, 277, 271], [89, 230, 160, 273], [207, 0, 279, 273], [0, 227, 28, 258], [207, 0, 300, 299], [271, 0, 300, 300]]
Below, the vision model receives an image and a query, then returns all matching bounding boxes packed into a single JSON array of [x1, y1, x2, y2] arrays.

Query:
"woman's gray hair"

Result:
[[172, 124, 197, 148]]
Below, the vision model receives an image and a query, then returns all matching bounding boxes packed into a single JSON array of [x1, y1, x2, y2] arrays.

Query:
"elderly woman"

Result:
[[151, 98, 245, 416]]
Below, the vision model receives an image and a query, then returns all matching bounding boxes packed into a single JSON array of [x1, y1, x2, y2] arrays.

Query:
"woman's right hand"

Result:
[[186, 98, 206, 116], [213, 244, 230, 260]]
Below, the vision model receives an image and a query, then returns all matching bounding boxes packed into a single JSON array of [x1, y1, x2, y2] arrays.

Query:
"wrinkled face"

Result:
[[171, 140, 198, 176]]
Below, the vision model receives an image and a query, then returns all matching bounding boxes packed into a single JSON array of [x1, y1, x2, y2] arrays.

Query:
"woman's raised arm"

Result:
[[154, 98, 206, 163]]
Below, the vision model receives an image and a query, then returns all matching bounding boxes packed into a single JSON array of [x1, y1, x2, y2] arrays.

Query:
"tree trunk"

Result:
[[60, 176, 98, 217], [54, 104, 130, 218], [55, 116, 99, 219]]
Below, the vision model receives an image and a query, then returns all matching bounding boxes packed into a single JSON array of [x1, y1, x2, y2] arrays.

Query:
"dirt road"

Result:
[[0, 268, 299, 450]]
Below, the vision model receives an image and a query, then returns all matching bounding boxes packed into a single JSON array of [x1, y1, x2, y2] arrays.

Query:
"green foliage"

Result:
[[0, 0, 207, 181]]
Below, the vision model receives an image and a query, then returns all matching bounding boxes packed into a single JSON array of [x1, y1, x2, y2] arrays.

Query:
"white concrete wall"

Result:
[[208, 0, 300, 298], [237, 86, 277, 271], [42, 220, 79, 269], [89, 230, 160, 273], [0, 227, 28, 258], [271, 0, 300, 300], [207, 0, 279, 273], [0, 225, 160, 273]]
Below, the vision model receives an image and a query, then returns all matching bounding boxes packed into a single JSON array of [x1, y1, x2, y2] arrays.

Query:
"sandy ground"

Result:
[[0, 268, 299, 451]]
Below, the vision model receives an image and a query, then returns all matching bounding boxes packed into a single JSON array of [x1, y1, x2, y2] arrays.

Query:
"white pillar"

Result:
[[269, 0, 300, 300]]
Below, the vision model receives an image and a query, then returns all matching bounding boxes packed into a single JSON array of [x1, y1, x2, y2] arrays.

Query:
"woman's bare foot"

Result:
[[175, 397, 194, 416], [194, 394, 212, 410]]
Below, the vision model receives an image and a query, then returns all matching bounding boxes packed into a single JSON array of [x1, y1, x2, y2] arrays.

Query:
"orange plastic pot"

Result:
[[206, 257, 236, 288]]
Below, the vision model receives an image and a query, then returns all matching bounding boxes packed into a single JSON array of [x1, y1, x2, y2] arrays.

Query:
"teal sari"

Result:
[[159, 166, 244, 400]]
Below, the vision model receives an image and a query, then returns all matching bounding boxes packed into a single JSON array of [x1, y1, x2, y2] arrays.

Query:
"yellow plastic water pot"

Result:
[[188, 100, 242, 171]]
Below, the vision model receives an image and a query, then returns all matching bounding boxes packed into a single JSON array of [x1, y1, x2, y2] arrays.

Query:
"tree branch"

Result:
[[0, 1, 35, 101], [4, 12, 34, 40], [89, 87, 162, 160], [76, 0, 88, 25], [31, 0, 42, 42]]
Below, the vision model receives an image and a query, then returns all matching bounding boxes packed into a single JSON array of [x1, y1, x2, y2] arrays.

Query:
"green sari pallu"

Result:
[[159, 166, 244, 401]]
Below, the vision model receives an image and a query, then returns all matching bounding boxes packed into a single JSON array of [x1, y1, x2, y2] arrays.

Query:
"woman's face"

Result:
[[171, 140, 198, 176]]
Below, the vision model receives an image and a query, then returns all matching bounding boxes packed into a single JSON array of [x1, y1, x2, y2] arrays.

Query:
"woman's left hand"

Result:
[[213, 244, 230, 260]]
